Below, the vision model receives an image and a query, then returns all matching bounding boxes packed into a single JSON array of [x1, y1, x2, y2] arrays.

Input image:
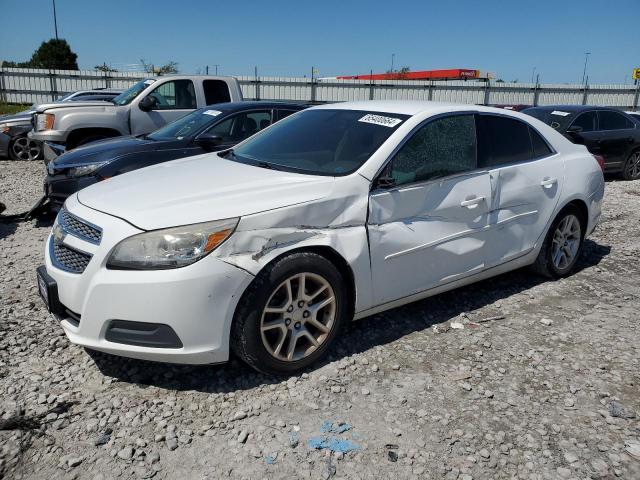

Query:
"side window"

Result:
[[205, 110, 271, 143], [203, 80, 231, 105], [390, 114, 476, 186], [598, 111, 634, 130], [276, 109, 299, 121], [148, 80, 196, 110], [529, 127, 553, 158], [477, 115, 533, 167], [570, 111, 597, 132]]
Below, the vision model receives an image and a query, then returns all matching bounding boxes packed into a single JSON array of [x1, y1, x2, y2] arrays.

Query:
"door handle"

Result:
[[460, 196, 485, 208], [540, 177, 557, 188]]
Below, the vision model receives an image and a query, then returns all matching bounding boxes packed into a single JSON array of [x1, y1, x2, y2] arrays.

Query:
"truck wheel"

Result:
[[9, 136, 42, 161], [231, 252, 348, 375]]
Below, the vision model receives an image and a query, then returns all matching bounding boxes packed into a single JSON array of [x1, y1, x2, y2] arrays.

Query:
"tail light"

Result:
[[593, 155, 605, 172]]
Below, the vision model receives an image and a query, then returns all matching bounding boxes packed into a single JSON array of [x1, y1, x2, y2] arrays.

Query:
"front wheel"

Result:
[[622, 150, 640, 181], [532, 207, 584, 278], [231, 252, 348, 375], [9, 136, 42, 161]]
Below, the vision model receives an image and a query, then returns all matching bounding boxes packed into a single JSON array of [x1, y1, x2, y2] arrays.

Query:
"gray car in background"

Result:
[[0, 89, 122, 161]]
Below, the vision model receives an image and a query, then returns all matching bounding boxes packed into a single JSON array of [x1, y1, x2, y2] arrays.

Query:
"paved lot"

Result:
[[1, 160, 639, 480]]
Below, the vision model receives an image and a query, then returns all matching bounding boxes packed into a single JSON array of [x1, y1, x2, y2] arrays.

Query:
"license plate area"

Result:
[[36, 266, 64, 316]]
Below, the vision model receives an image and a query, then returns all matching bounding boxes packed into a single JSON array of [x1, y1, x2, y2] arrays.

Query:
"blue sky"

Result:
[[0, 0, 638, 84]]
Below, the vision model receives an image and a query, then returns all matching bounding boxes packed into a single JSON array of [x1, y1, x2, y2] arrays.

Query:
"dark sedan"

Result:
[[523, 105, 640, 180], [43, 101, 307, 210]]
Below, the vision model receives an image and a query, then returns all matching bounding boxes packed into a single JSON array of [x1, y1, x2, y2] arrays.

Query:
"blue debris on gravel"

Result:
[[308, 421, 360, 453], [265, 455, 276, 465]]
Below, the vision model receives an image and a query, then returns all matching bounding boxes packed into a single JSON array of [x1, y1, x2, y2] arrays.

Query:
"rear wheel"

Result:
[[532, 206, 584, 278], [9, 136, 42, 161], [622, 150, 640, 181], [231, 252, 348, 375]]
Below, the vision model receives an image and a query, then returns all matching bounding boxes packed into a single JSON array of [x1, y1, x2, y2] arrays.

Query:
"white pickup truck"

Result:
[[29, 76, 244, 162]]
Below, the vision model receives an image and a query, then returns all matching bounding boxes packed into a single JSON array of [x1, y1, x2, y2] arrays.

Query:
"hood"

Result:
[[36, 100, 114, 113], [77, 153, 335, 230], [0, 112, 33, 125], [52, 136, 179, 167]]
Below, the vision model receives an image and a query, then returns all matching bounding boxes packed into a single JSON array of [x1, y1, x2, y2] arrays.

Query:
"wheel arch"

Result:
[[66, 127, 121, 149], [556, 197, 589, 236]]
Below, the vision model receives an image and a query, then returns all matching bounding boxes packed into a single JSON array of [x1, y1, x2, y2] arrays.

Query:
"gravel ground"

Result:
[[1, 159, 639, 480]]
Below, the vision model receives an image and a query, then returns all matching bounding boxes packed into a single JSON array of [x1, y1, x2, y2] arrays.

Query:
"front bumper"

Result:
[[44, 173, 98, 210], [42, 196, 254, 364], [0, 132, 10, 158]]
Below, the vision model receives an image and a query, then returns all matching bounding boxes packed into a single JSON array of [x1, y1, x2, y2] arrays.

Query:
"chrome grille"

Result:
[[59, 209, 102, 244], [52, 242, 92, 274]]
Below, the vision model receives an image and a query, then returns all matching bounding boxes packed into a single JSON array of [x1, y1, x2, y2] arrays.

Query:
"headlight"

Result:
[[36, 113, 55, 131], [106, 218, 238, 270], [69, 162, 108, 177]]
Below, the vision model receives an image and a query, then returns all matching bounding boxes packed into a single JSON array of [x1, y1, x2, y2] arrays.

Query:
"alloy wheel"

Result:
[[11, 137, 41, 161], [260, 272, 336, 362], [551, 214, 581, 270], [625, 151, 640, 180]]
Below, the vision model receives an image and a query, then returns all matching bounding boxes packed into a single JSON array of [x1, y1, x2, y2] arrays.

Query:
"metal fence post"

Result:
[[0, 66, 6, 104], [581, 84, 589, 105], [533, 82, 540, 106], [633, 82, 640, 111], [310, 77, 317, 103], [48, 69, 58, 102], [483, 80, 491, 105], [254, 67, 260, 101], [427, 80, 434, 101]]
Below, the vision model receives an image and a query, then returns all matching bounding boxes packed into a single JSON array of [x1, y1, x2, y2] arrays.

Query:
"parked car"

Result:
[[0, 89, 122, 161], [29, 76, 243, 163], [625, 111, 640, 122], [37, 101, 603, 375], [523, 105, 640, 180], [42, 102, 308, 211]]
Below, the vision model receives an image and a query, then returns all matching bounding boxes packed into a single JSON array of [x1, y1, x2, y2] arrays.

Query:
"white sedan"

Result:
[[37, 101, 604, 375]]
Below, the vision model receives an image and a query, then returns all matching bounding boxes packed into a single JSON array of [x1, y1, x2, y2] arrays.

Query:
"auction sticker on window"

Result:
[[358, 114, 403, 128], [551, 110, 570, 117], [203, 110, 222, 116]]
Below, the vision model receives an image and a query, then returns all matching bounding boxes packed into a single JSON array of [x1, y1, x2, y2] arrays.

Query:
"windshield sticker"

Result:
[[551, 110, 570, 117], [358, 114, 403, 128], [143, 79, 156, 86], [203, 110, 223, 117]]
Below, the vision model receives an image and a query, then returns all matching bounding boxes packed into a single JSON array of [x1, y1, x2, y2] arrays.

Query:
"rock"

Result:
[[233, 411, 247, 421], [117, 447, 134, 461], [67, 456, 83, 467], [166, 438, 178, 451], [540, 318, 553, 326], [238, 430, 249, 444]]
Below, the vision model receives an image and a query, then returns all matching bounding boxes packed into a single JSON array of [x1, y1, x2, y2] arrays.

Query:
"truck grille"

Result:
[[52, 242, 92, 274], [59, 209, 102, 244]]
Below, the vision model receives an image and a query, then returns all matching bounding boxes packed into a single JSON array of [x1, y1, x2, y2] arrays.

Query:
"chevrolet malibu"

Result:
[[37, 101, 604, 375]]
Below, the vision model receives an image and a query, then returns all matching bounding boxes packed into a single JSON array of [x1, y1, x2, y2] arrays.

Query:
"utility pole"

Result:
[[581, 52, 591, 85], [531, 66, 536, 84], [391, 53, 396, 73], [52, 0, 59, 40], [214, 64, 220, 75], [205, 65, 209, 75]]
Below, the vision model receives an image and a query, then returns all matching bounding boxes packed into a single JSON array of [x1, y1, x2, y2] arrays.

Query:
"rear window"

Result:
[[478, 115, 535, 167], [598, 111, 635, 130], [231, 109, 409, 176], [203, 80, 231, 105], [523, 108, 573, 130]]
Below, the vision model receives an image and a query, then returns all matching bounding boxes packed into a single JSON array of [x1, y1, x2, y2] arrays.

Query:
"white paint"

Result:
[[45, 101, 604, 366]]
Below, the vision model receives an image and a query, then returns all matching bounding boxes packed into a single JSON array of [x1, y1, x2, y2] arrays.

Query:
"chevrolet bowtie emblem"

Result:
[[52, 223, 66, 244]]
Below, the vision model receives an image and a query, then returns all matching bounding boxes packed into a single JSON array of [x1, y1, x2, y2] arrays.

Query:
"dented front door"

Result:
[[367, 172, 492, 306]]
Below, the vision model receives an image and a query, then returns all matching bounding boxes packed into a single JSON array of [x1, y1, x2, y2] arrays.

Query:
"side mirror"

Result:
[[195, 133, 223, 150], [138, 96, 156, 112], [566, 124, 583, 135], [375, 166, 396, 189]]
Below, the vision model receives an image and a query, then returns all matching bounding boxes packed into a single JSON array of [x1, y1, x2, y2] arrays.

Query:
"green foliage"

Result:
[[2, 39, 78, 70], [94, 63, 118, 72], [0, 103, 31, 115], [140, 59, 179, 75]]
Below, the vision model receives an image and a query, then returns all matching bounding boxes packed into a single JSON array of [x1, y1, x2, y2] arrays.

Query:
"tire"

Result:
[[531, 206, 584, 278], [231, 252, 348, 375], [9, 135, 43, 161], [622, 150, 640, 181]]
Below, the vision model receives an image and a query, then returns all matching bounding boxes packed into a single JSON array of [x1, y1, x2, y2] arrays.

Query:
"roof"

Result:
[[310, 100, 471, 116], [524, 105, 622, 113]]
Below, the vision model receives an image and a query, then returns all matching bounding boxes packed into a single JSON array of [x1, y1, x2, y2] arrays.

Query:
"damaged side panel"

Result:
[[214, 178, 375, 313]]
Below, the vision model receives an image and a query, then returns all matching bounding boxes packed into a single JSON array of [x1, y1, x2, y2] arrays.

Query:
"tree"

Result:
[[28, 39, 78, 69], [385, 66, 411, 79], [140, 59, 179, 75], [94, 63, 118, 72]]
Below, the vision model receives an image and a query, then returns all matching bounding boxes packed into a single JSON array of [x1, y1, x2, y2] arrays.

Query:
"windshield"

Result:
[[523, 108, 572, 130], [112, 79, 155, 106], [232, 109, 409, 175], [148, 109, 221, 140]]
